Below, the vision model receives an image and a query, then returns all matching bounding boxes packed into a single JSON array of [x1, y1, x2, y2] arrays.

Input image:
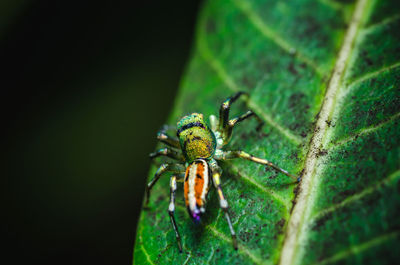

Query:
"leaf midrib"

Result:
[[279, 0, 372, 264]]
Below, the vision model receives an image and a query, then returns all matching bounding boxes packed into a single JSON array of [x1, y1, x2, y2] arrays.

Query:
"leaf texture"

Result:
[[134, 0, 400, 264]]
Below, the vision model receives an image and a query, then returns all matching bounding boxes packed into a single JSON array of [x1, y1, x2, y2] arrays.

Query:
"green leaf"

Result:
[[133, 0, 400, 264]]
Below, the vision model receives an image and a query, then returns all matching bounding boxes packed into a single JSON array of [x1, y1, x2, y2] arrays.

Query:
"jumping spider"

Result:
[[145, 92, 299, 252]]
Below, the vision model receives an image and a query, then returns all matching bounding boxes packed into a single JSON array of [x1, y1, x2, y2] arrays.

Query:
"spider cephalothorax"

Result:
[[176, 113, 216, 162], [145, 92, 299, 252]]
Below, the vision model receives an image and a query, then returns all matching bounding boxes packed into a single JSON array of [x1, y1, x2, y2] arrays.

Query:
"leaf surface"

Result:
[[134, 0, 400, 264]]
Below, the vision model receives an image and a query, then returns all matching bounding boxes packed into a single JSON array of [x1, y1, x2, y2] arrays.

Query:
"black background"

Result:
[[3, 1, 201, 264]]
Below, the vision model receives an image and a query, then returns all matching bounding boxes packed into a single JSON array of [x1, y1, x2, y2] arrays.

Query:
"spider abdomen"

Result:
[[177, 113, 216, 162], [183, 159, 211, 222]]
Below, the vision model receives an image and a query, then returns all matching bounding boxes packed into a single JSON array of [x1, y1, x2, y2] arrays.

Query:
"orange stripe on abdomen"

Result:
[[184, 159, 209, 215], [194, 161, 205, 207]]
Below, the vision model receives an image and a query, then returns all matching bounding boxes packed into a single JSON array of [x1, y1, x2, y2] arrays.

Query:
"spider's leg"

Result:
[[218, 91, 249, 131], [217, 150, 300, 182], [168, 175, 183, 252], [224, 111, 255, 144], [218, 92, 263, 144], [209, 160, 238, 250], [145, 163, 185, 206], [156, 130, 180, 149], [209, 114, 218, 132], [149, 148, 184, 162]]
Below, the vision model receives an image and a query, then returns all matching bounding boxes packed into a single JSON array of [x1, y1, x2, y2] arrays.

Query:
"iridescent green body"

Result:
[[176, 113, 216, 163]]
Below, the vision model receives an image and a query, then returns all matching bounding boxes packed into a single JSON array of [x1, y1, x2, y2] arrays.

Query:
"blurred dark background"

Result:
[[2, 1, 201, 264]]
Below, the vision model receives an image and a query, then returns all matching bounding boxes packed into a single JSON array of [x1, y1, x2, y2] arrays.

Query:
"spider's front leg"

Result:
[[149, 125, 184, 161], [217, 92, 263, 144], [216, 150, 300, 182], [156, 125, 180, 149], [209, 160, 238, 250], [145, 163, 185, 206], [149, 148, 184, 162]]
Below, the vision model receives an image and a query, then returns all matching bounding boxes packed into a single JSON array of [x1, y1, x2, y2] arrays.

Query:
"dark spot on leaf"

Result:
[[241, 75, 256, 89], [363, 192, 381, 207], [289, 152, 299, 163], [269, 174, 277, 180], [312, 212, 333, 231], [333, 189, 356, 203], [239, 230, 252, 243], [303, 15, 321, 37], [148, 212, 157, 226], [157, 193, 166, 201], [290, 169, 303, 213], [276, 218, 286, 234], [288, 61, 298, 75], [325, 119, 332, 127], [257, 129, 270, 138], [288, 92, 312, 136], [230, 210, 237, 220], [289, 93, 306, 109], [316, 149, 328, 158]]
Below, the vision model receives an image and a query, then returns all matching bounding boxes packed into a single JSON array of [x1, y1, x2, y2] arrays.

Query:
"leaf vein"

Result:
[[139, 229, 155, 265], [329, 111, 400, 149], [363, 13, 400, 33], [207, 225, 266, 265], [183, 251, 192, 265], [230, 164, 291, 211], [279, 1, 371, 264], [345, 61, 400, 90], [312, 231, 400, 265], [231, 0, 324, 76], [310, 169, 400, 221]]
